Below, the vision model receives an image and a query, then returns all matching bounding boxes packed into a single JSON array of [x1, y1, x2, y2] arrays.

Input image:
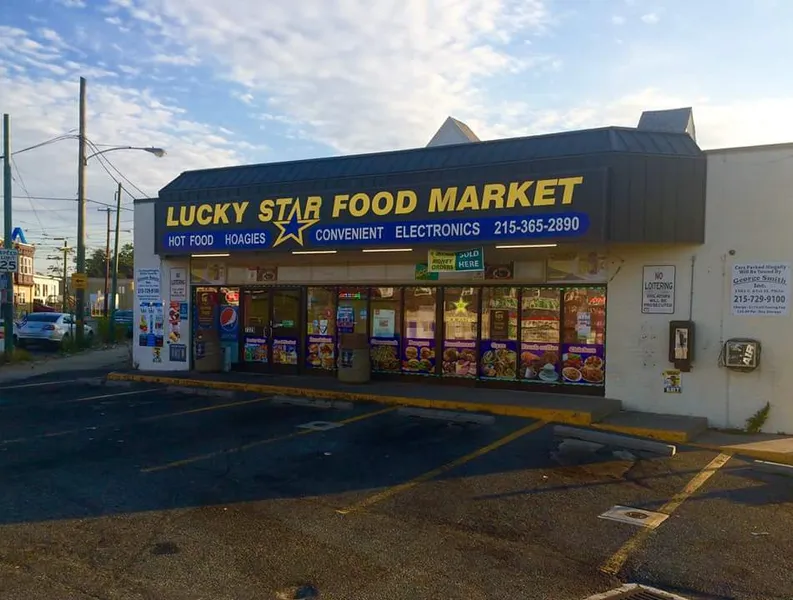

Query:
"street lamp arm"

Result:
[[84, 146, 166, 164]]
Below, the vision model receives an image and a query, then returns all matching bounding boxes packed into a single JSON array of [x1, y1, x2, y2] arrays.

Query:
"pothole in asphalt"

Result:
[[150, 541, 180, 556]]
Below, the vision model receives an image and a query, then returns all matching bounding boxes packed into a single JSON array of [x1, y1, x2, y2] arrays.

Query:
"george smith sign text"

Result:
[[155, 168, 607, 254]]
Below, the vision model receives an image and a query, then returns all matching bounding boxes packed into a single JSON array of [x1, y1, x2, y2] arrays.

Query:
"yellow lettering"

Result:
[[258, 199, 274, 222], [480, 183, 506, 210], [429, 187, 457, 212], [196, 204, 212, 226], [557, 176, 584, 204], [166, 206, 178, 227], [179, 205, 196, 226], [332, 194, 349, 218], [456, 185, 480, 211], [231, 201, 249, 224], [286, 200, 302, 222], [395, 190, 417, 215], [275, 198, 292, 221], [212, 203, 231, 225], [349, 192, 370, 217], [304, 196, 322, 220], [372, 191, 394, 216], [506, 181, 533, 208], [533, 178, 558, 206]]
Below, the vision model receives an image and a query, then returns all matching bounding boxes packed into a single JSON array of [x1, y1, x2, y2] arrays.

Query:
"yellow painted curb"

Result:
[[591, 423, 693, 444], [689, 443, 793, 467], [106, 372, 595, 425]]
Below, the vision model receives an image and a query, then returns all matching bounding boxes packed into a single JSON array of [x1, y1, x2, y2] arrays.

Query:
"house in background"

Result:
[[33, 273, 63, 309]]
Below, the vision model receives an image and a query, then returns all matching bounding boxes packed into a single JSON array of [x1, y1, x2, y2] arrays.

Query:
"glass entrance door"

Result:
[[270, 288, 302, 374]]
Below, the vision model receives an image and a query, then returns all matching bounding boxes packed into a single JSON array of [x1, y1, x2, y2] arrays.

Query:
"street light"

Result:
[[84, 146, 166, 165]]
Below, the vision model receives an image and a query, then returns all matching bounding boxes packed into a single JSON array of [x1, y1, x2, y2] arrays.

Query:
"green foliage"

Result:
[[73, 243, 133, 279], [95, 316, 127, 344], [3, 348, 34, 364], [745, 402, 771, 434]]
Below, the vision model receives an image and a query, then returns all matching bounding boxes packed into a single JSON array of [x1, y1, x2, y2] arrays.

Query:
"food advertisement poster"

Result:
[[520, 343, 560, 382], [337, 305, 355, 334], [441, 340, 477, 377], [731, 262, 790, 316], [167, 301, 181, 344], [663, 369, 682, 393], [370, 338, 401, 372], [560, 343, 605, 385], [480, 341, 518, 380], [402, 339, 436, 374], [306, 335, 335, 370], [272, 338, 298, 365], [244, 337, 268, 363], [138, 302, 164, 348], [137, 302, 150, 347], [372, 308, 395, 337]]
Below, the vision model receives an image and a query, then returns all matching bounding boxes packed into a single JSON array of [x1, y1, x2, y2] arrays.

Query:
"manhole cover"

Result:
[[598, 505, 668, 529], [584, 584, 690, 599]]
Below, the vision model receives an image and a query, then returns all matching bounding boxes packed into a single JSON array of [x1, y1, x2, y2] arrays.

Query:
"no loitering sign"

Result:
[[641, 265, 676, 314]]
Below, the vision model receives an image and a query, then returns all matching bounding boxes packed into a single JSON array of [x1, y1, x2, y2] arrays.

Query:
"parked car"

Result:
[[17, 313, 94, 348], [113, 309, 134, 338]]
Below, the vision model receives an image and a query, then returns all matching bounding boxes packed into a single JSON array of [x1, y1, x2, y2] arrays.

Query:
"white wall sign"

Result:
[[731, 262, 790, 316], [641, 265, 676, 314], [169, 267, 187, 302], [136, 268, 161, 302]]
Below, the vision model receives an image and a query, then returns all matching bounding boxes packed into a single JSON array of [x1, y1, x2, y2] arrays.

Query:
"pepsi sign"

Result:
[[219, 305, 239, 341]]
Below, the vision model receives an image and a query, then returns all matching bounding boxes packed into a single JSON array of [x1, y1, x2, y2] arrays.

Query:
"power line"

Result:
[[84, 138, 151, 199], [10, 156, 48, 234]]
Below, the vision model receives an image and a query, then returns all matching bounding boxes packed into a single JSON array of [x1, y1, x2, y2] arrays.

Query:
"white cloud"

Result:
[[115, 0, 552, 153], [151, 53, 199, 66], [232, 90, 255, 105], [0, 26, 250, 254], [611, 15, 626, 25], [641, 12, 660, 24], [54, 0, 87, 7]]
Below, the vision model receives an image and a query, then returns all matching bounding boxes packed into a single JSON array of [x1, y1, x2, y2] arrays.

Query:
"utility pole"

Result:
[[98, 206, 113, 316], [109, 182, 122, 336], [3, 114, 14, 358], [75, 76, 87, 344], [58, 241, 72, 313]]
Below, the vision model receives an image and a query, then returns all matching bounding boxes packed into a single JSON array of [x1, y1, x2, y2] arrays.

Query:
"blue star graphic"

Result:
[[272, 215, 319, 247]]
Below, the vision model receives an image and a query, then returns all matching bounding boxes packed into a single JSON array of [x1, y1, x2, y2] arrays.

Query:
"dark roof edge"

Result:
[[168, 125, 690, 179], [134, 197, 157, 205]]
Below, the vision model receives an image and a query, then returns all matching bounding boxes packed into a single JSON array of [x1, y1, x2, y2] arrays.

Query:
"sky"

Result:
[[1, 0, 793, 270]]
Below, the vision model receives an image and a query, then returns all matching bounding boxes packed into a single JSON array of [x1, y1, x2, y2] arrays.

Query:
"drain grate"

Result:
[[585, 584, 690, 600]]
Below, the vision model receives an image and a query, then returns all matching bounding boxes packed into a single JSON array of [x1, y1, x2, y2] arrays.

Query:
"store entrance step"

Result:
[[592, 410, 709, 443]]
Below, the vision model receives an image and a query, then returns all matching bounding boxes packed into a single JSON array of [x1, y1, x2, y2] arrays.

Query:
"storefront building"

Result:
[[132, 114, 793, 432]]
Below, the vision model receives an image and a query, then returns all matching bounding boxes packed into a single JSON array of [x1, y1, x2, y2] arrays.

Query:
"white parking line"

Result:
[[60, 389, 156, 404], [1, 378, 85, 390]]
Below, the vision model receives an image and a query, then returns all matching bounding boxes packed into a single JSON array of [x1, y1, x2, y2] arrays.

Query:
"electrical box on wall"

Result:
[[723, 338, 761, 372], [669, 320, 695, 372]]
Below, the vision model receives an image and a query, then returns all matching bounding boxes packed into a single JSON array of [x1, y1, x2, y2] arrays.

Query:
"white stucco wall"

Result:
[[606, 144, 793, 432], [133, 200, 190, 372]]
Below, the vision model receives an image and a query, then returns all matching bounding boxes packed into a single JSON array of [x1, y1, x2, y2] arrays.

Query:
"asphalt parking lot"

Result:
[[0, 375, 791, 599]]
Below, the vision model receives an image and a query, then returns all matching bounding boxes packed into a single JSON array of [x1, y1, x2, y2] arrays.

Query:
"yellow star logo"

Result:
[[272, 218, 319, 248], [453, 298, 469, 313]]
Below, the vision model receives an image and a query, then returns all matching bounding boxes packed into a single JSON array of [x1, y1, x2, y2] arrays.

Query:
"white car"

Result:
[[17, 313, 94, 348]]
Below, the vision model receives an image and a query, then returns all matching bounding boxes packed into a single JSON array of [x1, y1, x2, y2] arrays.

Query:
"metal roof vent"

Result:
[[637, 107, 696, 142]]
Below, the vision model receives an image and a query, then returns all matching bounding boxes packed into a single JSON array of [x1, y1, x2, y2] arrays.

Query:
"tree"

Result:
[[117, 243, 134, 278]]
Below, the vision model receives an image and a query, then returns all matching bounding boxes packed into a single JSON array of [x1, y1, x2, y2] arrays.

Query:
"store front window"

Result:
[[441, 287, 478, 378], [520, 288, 561, 383], [561, 287, 606, 386], [403, 287, 437, 375], [370, 287, 401, 373], [480, 287, 518, 380], [306, 287, 336, 371], [242, 289, 269, 364]]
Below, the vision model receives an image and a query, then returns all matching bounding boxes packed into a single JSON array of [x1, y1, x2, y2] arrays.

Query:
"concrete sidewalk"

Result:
[[106, 368, 793, 466], [1, 344, 131, 383]]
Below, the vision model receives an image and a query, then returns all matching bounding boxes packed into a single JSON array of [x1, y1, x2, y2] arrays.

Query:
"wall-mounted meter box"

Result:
[[724, 338, 761, 371]]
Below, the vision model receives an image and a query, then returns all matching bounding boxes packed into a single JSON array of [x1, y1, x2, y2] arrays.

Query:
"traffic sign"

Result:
[[71, 272, 88, 290], [0, 248, 19, 273]]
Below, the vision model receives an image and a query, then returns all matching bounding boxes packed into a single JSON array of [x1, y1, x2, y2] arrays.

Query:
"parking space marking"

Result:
[[141, 406, 397, 474], [0, 397, 273, 445], [60, 389, 156, 404], [1, 379, 85, 390], [337, 419, 547, 515], [600, 452, 731, 576]]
